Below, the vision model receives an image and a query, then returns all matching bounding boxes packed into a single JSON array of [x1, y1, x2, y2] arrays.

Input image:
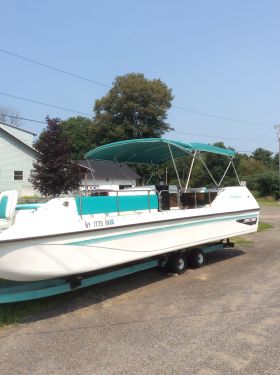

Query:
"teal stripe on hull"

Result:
[[67, 213, 258, 247]]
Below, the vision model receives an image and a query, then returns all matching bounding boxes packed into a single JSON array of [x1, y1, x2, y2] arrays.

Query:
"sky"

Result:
[[0, 0, 279, 154]]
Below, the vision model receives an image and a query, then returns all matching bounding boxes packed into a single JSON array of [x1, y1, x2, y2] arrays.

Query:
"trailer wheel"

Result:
[[189, 249, 205, 268], [167, 253, 187, 274]]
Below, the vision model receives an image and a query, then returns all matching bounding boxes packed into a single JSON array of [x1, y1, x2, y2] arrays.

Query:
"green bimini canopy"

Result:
[[85, 138, 235, 165]]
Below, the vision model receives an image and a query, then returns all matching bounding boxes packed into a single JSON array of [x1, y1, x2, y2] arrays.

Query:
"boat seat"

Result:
[[0, 190, 18, 230]]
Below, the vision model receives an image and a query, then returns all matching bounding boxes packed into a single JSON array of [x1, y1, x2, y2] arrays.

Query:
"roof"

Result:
[[85, 138, 235, 165], [0, 125, 39, 156], [77, 160, 140, 180], [0, 121, 36, 136]]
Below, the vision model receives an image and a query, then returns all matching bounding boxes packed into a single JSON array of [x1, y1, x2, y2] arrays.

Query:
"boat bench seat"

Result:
[[0, 190, 18, 229]]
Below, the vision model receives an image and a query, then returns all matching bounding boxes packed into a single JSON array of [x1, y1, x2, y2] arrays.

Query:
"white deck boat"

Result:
[[0, 138, 259, 281]]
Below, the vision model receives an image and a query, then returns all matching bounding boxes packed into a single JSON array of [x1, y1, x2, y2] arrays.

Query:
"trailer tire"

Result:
[[167, 253, 187, 274], [189, 249, 205, 268]]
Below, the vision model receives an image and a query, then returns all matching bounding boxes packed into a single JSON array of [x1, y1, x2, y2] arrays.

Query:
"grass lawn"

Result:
[[257, 197, 280, 207], [231, 236, 253, 246], [0, 287, 62, 327], [232, 220, 273, 246], [258, 221, 273, 232]]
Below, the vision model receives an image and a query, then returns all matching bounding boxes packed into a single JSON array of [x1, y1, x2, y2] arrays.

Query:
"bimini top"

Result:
[[85, 138, 235, 165]]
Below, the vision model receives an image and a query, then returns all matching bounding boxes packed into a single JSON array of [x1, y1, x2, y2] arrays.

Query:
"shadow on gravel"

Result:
[[23, 267, 168, 323], [8, 249, 245, 325], [204, 249, 245, 266], [0, 249, 245, 326]]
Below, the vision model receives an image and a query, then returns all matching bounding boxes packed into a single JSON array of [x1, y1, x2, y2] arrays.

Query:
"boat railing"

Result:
[[79, 187, 218, 215], [85, 188, 158, 215], [157, 189, 218, 210], [179, 190, 218, 209]]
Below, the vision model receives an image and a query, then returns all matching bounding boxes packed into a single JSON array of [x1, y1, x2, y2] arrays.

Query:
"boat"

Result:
[[0, 138, 259, 282]]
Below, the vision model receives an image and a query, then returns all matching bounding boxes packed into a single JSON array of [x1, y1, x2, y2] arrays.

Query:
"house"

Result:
[[77, 160, 141, 191], [0, 121, 38, 196]]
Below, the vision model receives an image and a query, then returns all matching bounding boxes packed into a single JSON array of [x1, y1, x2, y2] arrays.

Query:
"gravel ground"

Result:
[[0, 206, 279, 375]]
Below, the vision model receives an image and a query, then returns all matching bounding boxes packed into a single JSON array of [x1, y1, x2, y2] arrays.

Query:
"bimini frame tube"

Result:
[[168, 144, 182, 190], [231, 161, 241, 186], [197, 153, 218, 187], [218, 157, 241, 187], [218, 158, 233, 187], [185, 151, 197, 192]]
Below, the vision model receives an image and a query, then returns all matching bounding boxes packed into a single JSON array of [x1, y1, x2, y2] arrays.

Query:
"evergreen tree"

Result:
[[30, 117, 81, 196]]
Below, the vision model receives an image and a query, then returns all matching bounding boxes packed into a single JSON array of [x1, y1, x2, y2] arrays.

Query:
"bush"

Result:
[[18, 196, 47, 204], [246, 171, 279, 198]]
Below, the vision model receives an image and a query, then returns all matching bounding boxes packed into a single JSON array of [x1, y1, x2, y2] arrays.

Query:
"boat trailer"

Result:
[[0, 241, 234, 304]]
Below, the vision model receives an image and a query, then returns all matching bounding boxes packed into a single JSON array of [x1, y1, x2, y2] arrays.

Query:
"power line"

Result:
[[172, 105, 270, 127], [0, 48, 110, 88], [0, 47, 272, 127], [0, 107, 274, 142], [231, 127, 275, 148], [0, 113, 46, 124], [0, 92, 93, 117], [172, 129, 273, 141]]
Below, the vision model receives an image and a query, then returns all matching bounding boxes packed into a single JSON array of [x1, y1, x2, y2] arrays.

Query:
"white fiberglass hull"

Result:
[[0, 206, 259, 281]]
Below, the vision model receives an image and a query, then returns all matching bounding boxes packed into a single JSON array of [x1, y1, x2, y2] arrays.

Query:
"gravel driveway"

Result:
[[0, 206, 279, 375]]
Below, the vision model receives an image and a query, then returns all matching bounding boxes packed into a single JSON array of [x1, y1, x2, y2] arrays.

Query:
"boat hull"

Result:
[[0, 208, 259, 281]]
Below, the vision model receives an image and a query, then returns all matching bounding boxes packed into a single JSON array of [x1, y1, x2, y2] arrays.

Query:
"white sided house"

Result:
[[77, 160, 141, 191], [0, 121, 38, 196]]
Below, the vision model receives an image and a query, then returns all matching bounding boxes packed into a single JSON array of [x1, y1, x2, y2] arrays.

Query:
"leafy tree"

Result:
[[62, 116, 96, 160], [246, 171, 279, 198], [30, 117, 81, 196], [238, 157, 265, 177], [272, 153, 279, 171], [252, 148, 273, 168], [93, 73, 174, 144]]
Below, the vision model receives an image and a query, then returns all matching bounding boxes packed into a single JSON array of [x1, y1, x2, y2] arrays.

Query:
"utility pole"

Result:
[[275, 124, 280, 197]]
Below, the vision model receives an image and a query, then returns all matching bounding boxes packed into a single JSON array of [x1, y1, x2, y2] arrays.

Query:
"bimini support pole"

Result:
[[198, 153, 218, 187], [231, 161, 241, 186], [185, 151, 197, 192], [218, 158, 233, 187], [86, 159, 96, 186], [146, 165, 157, 185], [168, 144, 182, 190]]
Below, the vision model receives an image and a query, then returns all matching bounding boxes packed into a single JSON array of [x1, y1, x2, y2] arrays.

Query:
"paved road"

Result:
[[0, 206, 279, 375]]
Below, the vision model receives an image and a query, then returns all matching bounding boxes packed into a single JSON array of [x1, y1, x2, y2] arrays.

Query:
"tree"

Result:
[[30, 117, 81, 196], [272, 153, 279, 171], [238, 157, 265, 177], [93, 73, 174, 144], [0, 105, 21, 127], [62, 116, 96, 160], [246, 171, 279, 198], [252, 148, 273, 168]]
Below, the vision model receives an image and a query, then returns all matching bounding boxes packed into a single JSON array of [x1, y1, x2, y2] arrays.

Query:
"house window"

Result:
[[14, 171, 23, 180]]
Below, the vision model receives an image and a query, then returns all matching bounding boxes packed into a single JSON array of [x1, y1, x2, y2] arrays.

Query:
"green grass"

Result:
[[0, 288, 62, 327], [258, 221, 273, 232], [257, 197, 280, 207], [232, 220, 273, 246], [231, 236, 253, 245]]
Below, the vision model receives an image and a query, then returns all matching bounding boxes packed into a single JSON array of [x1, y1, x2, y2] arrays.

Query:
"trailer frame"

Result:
[[0, 240, 234, 304]]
